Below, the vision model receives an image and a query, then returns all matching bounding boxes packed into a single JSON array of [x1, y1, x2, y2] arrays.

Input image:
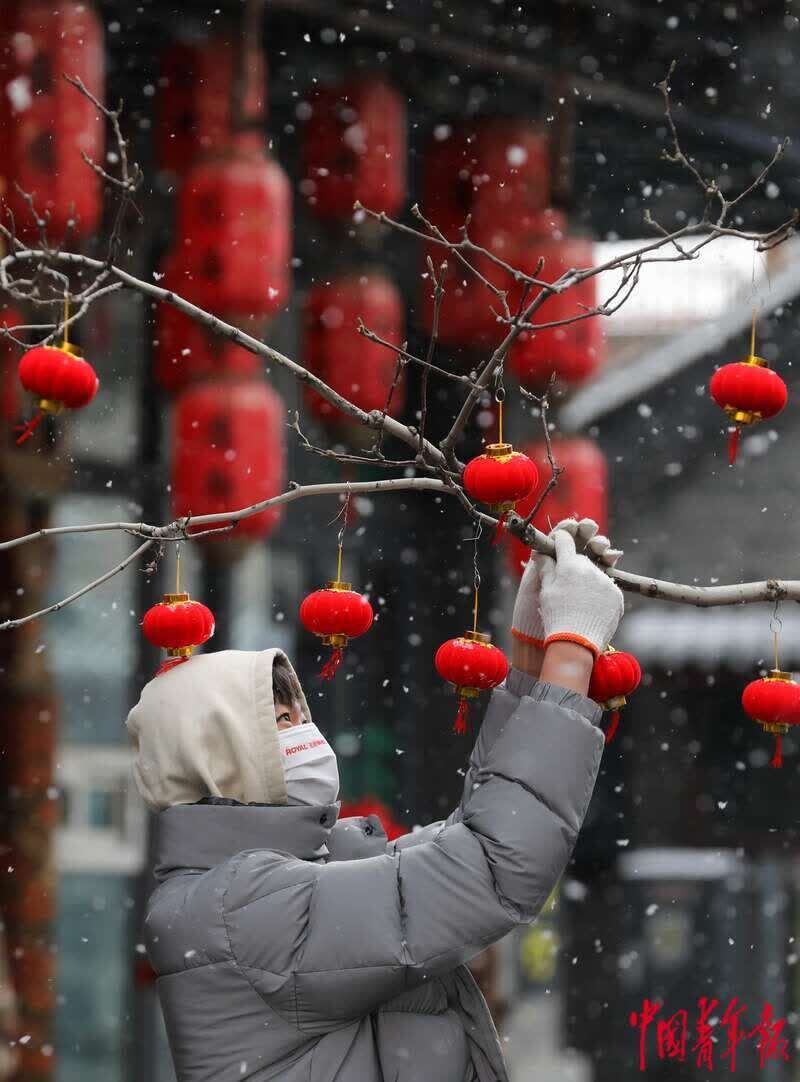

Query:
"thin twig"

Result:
[[419, 257, 445, 458], [0, 539, 155, 630], [519, 376, 563, 527]]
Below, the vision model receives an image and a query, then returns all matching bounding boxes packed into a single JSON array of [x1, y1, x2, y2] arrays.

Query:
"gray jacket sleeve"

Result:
[[223, 678, 603, 1028], [388, 667, 564, 853]]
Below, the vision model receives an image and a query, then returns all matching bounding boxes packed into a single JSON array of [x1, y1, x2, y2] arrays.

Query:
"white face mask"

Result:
[[278, 722, 340, 807]]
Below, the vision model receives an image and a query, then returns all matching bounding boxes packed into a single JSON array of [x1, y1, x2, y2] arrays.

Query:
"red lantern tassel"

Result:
[[453, 698, 470, 735], [491, 512, 509, 546], [320, 647, 344, 680], [15, 412, 44, 445], [604, 709, 620, 744], [769, 732, 783, 769], [727, 426, 740, 466], [155, 656, 189, 677]]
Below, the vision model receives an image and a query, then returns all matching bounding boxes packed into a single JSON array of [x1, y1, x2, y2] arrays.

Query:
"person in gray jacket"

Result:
[[126, 520, 624, 1082]]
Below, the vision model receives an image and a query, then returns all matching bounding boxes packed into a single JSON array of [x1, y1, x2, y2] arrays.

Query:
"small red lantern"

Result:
[[507, 439, 608, 578], [174, 137, 291, 318], [300, 580, 374, 679], [709, 354, 787, 465], [435, 631, 509, 735], [588, 646, 641, 743], [15, 343, 99, 444], [300, 78, 406, 220], [156, 37, 266, 176], [742, 669, 800, 769], [463, 444, 538, 513], [172, 379, 286, 543], [142, 592, 215, 676], [303, 271, 405, 422], [154, 298, 261, 392], [0, 1, 104, 241]]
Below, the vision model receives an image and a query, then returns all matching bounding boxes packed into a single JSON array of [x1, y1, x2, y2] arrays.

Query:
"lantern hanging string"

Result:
[[175, 544, 182, 595], [469, 519, 483, 635], [750, 308, 757, 360], [770, 600, 782, 671], [328, 484, 352, 582], [493, 364, 506, 446], [63, 291, 70, 349]]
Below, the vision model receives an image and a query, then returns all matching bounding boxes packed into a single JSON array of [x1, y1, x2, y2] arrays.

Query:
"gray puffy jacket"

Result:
[[145, 668, 604, 1081]]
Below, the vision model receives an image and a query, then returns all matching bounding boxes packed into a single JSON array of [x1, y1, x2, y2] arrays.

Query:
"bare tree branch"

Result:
[[0, 539, 156, 631], [519, 376, 564, 528], [2, 65, 799, 630]]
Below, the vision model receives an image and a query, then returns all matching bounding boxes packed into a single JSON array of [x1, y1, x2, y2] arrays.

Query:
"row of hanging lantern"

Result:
[[153, 25, 289, 548], [152, 25, 289, 402], [138, 512, 640, 746], [5, 13, 788, 768], [0, 1, 105, 242]]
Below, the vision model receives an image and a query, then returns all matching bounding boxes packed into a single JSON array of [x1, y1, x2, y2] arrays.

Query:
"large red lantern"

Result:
[[154, 299, 261, 392], [300, 579, 374, 679], [418, 121, 550, 346], [0, 1, 104, 241], [174, 137, 291, 318], [435, 631, 509, 734], [172, 379, 286, 542], [468, 122, 550, 227], [156, 37, 266, 176], [507, 439, 608, 578], [742, 669, 800, 769], [16, 343, 99, 444], [501, 233, 603, 385], [301, 78, 406, 220], [709, 354, 787, 465], [142, 592, 215, 676], [303, 272, 405, 422], [588, 646, 641, 743]]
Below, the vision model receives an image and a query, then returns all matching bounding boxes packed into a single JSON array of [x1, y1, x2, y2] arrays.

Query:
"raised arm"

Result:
[[221, 524, 625, 1029]]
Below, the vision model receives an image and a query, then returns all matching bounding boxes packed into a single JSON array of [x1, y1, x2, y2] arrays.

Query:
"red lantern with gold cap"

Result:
[[462, 393, 538, 541], [15, 339, 99, 445], [709, 316, 787, 465], [436, 632, 509, 735], [436, 571, 509, 734], [742, 670, 800, 769], [300, 533, 373, 679], [142, 565, 216, 678], [300, 582, 374, 680], [588, 645, 641, 743]]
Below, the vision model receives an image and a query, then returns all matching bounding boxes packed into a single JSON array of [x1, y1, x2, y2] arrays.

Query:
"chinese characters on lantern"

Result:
[[630, 997, 790, 1072]]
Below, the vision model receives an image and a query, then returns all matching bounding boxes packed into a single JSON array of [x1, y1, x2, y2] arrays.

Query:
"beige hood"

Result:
[[126, 648, 311, 812]]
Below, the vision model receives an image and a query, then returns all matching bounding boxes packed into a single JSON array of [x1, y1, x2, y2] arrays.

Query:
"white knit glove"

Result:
[[511, 518, 622, 646], [539, 526, 624, 658]]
